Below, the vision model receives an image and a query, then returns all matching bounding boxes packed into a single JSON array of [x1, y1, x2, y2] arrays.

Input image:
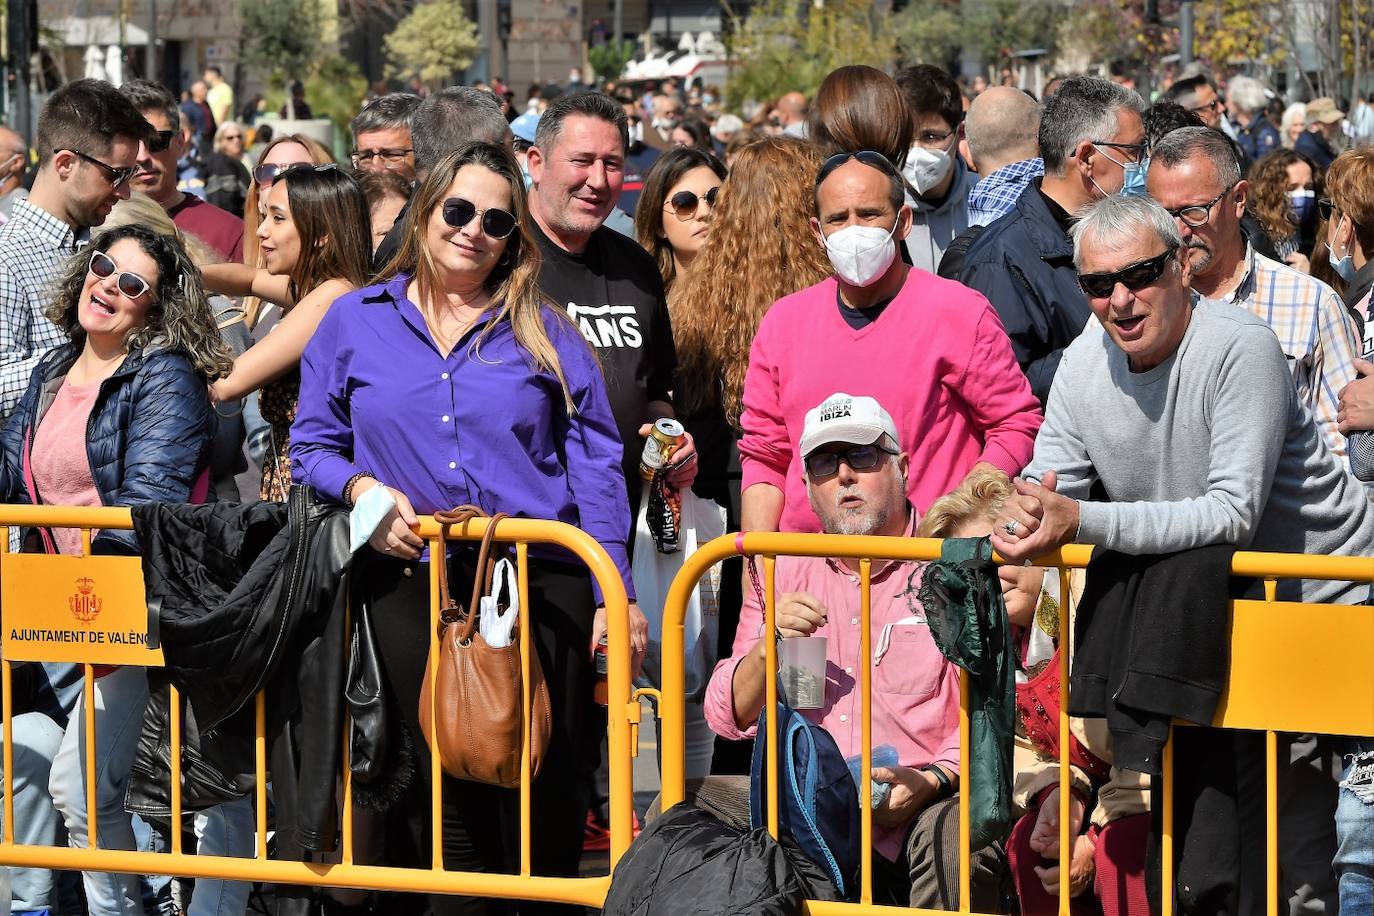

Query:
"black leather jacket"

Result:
[[126, 487, 364, 857]]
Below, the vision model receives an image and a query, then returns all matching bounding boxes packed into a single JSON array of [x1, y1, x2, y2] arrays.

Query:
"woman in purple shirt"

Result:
[[290, 141, 632, 912]]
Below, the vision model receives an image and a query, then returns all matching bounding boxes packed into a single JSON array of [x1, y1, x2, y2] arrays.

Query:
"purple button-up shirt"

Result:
[[290, 275, 634, 600]]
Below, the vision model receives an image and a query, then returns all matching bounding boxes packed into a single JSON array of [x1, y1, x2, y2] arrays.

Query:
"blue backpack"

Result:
[[749, 699, 861, 898]]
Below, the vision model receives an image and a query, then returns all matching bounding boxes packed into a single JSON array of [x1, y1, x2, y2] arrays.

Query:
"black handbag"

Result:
[[346, 585, 415, 809]]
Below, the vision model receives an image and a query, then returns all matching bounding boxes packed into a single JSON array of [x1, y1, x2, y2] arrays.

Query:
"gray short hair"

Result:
[[1226, 76, 1268, 115], [1039, 77, 1145, 177], [1150, 125, 1241, 190], [351, 93, 421, 143], [533, 91, 629, 157], [1071, 195, 1182, 269], [410, 87, 508, 176]]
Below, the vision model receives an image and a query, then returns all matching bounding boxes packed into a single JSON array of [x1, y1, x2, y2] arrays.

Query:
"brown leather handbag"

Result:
[[418, 506, 552, 787]]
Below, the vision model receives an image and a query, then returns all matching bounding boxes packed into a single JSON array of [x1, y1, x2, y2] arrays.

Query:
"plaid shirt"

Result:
[[966, 157, 1044, 228], [0, 200, 79, 423], [1199, 247, 1360, 458]]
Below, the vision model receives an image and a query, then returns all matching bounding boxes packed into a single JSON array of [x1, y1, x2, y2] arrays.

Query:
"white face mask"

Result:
[[823, 221, 899, 287], [902, 144, 954, 196]]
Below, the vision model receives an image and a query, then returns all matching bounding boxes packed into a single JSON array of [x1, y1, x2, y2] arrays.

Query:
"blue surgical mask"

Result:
[[1288, 188, 1316, 226], [1328, 216, 1357, 282], [1121, 157, 1149, 197]]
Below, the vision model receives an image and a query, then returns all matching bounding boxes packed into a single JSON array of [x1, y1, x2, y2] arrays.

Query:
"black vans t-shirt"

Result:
[[534, 222, 679, 497]]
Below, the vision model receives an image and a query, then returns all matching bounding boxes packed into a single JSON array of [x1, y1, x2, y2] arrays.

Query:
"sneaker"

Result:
[[583, 810, 612, 851]]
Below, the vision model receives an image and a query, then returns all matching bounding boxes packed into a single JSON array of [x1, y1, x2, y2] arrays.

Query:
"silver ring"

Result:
[[1003, 520, 1019, 537]]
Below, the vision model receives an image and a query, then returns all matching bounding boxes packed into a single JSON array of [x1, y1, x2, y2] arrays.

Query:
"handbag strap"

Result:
[[432, 506, 509, 641]]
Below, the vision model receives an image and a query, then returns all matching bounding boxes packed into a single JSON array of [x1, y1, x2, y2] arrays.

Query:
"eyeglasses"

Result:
[[57, 149, 138, 188], [1318, 197, 1337, 222], [351, 147, 413, 167], [147, 130, 176, 153], [1092, 140, 1148, 163], [89, 250, 152, 300], [1161, 182, 1236, 227], [1077, 247, 1178, 299], [665, 186, 719, 221], [914, 128, 955, 148], [816, 149, 900, 188], [253, 160, 313, 185], [803, 443, 895, 479], [441, 197, 518, 239], [1189, 97, 1222, 114]]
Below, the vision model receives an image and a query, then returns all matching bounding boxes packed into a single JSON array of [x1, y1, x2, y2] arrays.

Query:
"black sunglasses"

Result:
[[57, 149, 138, 188], [665, 186, 719, 221], [1077, 247, 1178, 299], [89, 250, 152, 300], [441, 197, 518, 239], [804, 443, 894, 479], [815, 150, 900, 188], [1318, 197, 1337, 222], [147, 130, 176, 153]]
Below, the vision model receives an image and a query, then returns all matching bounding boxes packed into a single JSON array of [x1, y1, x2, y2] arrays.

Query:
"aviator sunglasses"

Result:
[[1077, 247, 1178, 299], [89, 250, 152, 300], [665, 186, 719, 221], [441, 197, 518, 239]]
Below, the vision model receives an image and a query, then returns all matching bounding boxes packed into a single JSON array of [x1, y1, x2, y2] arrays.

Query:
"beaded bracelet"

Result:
[[343, 472, 375, 507]]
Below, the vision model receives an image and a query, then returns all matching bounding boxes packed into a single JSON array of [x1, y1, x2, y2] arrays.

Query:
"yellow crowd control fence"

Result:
[[657, 532, 1374, 916], [0, 504, 636, 908]]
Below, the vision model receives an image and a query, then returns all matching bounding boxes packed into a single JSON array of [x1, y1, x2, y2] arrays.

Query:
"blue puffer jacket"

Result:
[[0, 341, 214, 554]]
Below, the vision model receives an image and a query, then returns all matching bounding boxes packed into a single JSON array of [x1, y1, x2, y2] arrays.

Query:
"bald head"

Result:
[[964, 87, 1041, 175], [0, 126, 26, 192], [777, 91, 808, 125]]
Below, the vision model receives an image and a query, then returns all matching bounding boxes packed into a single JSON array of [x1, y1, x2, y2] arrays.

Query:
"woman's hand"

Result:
[[1028, 786, 1086, 859], [999, 565, 1045, 628], [1033, 833, 1097, 898], [639, 423, 699, 490], [363, 484, 423, 561], [590, 602, 649, 678]]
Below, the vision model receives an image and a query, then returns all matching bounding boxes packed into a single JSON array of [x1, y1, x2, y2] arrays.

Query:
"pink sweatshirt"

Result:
[[739, 274, 1042, 531]]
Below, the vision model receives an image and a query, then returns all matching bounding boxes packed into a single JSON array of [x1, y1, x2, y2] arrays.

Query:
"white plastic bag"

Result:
[[479, 558, 520, 648], [634, 485, 727, 701]]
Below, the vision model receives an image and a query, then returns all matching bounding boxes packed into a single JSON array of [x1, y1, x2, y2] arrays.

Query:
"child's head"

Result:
[[917, 467, 1014, 539]]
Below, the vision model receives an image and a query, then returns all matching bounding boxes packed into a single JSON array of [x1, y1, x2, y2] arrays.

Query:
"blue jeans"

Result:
[[48, 666, 149, 916], [1336, 737, 1374, 915], [0, 711, 65, 912]]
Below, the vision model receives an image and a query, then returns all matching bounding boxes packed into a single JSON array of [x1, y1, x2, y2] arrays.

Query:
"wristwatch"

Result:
[[921, 764, 955, 801]]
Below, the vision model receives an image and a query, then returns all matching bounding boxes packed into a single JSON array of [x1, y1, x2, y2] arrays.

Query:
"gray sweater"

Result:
[[1027, 301, 1374, 604]]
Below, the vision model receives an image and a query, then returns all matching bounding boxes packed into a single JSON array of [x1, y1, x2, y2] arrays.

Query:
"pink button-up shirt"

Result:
[[703, 527, 961, 860]]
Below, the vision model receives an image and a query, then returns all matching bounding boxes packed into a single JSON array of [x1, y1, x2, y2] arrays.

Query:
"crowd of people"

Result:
[[0, 56, 1369, 916]]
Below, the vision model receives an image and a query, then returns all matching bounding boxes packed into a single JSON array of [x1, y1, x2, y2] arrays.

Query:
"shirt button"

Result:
[[442, 415, 450, 422], [448, 461, 457, 469], [851, 617, 859, 626], [403, 567, 413, 577], [839, 714, 848, 722], [845, 666, 854, 675], [441, 372, 449, 380]]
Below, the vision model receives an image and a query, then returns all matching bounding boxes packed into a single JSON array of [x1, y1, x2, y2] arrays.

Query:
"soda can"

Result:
[[639, 418, 686, 479]]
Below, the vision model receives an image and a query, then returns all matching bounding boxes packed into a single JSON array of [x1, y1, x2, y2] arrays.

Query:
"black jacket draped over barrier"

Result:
[[1067, 544, 1239, 775], [127, 487, 359, 857]]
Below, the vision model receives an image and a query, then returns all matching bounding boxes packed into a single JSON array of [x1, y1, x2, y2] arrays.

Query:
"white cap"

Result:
[[798, 393, 900, 458]]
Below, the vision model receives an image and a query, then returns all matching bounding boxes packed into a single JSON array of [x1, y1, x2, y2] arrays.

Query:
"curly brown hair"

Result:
[[669, 137, 832, 428], [1247, 148, 1323, 241], [46, 225, 233, 380]]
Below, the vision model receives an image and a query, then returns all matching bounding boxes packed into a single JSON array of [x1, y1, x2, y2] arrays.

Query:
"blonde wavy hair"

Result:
[[917, 467, 1014, 538], [381, 141, 579, 415], [670, 137, 832, 427]]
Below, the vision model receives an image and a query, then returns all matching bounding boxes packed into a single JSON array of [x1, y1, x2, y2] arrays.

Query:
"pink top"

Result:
[[31, 379, 102, 555], [738, 273, 1042, 532], [703, 516, 961, 860]]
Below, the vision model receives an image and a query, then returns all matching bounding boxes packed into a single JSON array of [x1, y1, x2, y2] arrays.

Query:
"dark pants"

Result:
[[356, 550, 596, 916]]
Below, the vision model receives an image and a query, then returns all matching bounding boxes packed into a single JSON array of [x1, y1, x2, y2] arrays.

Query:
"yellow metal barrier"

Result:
[[0, 504, 636, 908], [659, 533, 1374, 916]]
